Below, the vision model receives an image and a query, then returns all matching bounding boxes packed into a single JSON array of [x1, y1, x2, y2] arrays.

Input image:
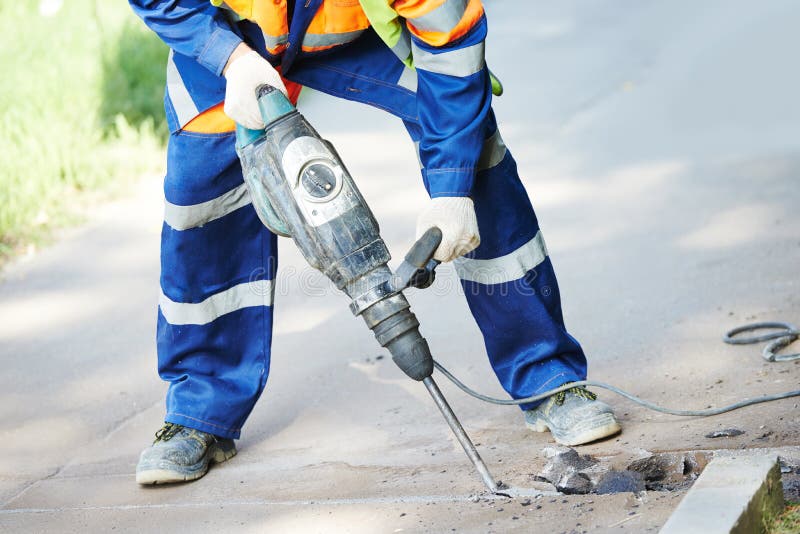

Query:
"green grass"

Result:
[[0, 0, 168, 261], [768, 502, 800, 533]]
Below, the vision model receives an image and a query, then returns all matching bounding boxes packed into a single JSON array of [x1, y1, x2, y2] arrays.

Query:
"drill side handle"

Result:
[[405, 227, 443, 269], [392, 227, 442, 291]]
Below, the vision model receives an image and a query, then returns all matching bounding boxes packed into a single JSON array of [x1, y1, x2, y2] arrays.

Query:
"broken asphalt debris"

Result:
[[558, 472, 593, 495], [705, 428, 745, 438], [534, 448, 598, 495], [535, 448, 709, 495], [626, 452, 708, 491], [594, 470, 645, 494]]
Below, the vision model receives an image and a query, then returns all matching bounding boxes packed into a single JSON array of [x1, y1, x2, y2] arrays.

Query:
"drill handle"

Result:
[[256, 84, 296, 124], [235, 84, 296, 150], [392, 227, 442, 291], [405, 227, 442, 269]]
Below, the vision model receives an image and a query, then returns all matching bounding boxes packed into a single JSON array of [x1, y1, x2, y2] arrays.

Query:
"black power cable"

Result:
[[433, 322, 800, 416]]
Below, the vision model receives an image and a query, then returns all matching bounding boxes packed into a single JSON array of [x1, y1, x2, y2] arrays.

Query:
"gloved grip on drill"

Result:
[[256, 84, 278, 99], [391, 227, 442, 291], [256, 84, 295, 125], [405, 227, 442, 269]]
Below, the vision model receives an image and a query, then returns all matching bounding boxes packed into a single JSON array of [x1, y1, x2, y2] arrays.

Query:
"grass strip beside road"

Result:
[[768, 502, 800, 533], [0, 0, 168, 263]]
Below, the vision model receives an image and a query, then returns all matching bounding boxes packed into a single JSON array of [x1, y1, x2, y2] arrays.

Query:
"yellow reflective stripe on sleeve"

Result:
[[454, 231, 548, 285], [411, 39, 485, 77], [398, 0, 483, 46], [407, 0, 467, 33], [159, 280, 274, 326], [164, 184, 251, 231], [166, 51, 199, 129]]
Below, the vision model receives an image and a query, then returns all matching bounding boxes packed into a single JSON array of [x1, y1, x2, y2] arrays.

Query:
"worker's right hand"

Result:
[[223, 44, 288, 130]]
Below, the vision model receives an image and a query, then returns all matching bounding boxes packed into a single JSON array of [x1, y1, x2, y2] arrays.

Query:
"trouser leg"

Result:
[[158, 130, 277, 439], [402, 114, 587, 409], [453, 115, 587, 410], [289, 32, 587, 410]]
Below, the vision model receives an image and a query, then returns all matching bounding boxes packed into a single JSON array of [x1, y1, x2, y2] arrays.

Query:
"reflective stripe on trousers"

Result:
[[159, 130, 276, 439]]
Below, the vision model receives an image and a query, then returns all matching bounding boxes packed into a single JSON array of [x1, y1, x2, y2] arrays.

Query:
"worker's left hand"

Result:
[[416, 197, 480, 262]]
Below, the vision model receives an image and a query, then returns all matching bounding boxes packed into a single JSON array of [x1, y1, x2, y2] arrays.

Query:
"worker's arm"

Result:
[[395, 0, 490, 261], [395, 0, 490, 199], [129, 1, 287, 129], [128, 0, 242, 76]]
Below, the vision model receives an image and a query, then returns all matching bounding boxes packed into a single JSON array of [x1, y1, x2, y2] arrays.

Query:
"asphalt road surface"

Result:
[[2, 1, 799, 531]]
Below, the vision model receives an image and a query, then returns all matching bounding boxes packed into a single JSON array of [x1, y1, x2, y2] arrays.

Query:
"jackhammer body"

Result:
[[235, 85, 499, 493], [237, 86, 432, 381]]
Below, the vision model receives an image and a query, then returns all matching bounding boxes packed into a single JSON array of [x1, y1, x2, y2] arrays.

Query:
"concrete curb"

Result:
[[659, 454, 784, 534]]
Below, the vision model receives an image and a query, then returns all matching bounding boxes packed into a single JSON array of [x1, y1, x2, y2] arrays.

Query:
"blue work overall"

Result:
[[153, 12, 587, 439]]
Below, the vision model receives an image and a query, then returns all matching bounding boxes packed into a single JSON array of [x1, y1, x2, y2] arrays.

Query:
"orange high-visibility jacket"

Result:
[[213, 0, 484, 57], [130, 0, 492, 197]]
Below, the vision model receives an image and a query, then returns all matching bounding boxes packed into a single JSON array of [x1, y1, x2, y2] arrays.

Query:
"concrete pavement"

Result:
[[2, 0, 800, 531]]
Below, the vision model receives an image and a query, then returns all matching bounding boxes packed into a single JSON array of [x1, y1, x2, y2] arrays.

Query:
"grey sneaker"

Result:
[[525, 385, 621, 446], [136, 423, 237, 485]]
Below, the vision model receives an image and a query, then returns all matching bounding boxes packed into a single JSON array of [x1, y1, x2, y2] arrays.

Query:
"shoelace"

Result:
[[153, 422, 184, 443], [553, 384, 597, 406]]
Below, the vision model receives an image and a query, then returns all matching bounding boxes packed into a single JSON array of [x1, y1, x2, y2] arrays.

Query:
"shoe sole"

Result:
[[526, 413, 621, 446], [136, 442, 237, 485]]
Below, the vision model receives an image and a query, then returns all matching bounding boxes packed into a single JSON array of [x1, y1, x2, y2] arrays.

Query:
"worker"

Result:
[[129, 0, 621, 485]]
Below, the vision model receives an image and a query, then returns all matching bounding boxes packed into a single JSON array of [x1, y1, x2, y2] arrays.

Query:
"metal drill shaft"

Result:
[[422, 376, 499, 494]]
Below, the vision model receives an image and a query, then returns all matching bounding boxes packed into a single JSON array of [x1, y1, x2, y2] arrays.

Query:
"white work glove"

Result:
[[223, 50, 288, 130], [416, 197, 481, 263]]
